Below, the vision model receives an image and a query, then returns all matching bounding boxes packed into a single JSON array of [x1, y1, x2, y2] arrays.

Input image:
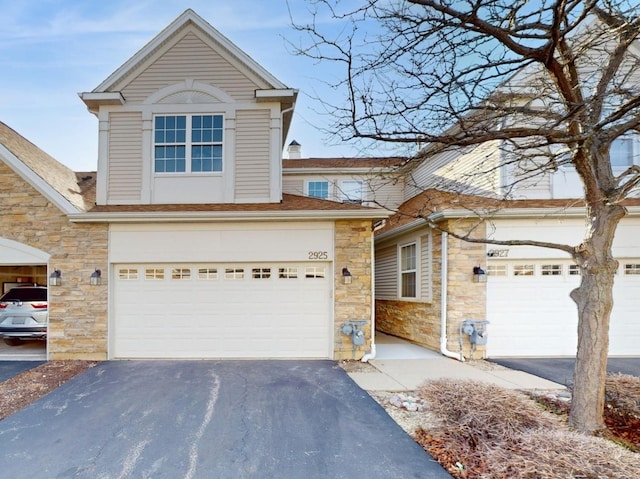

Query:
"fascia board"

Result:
[[375, 219, 427, 242], [255, 89, 297, 101], [0, 145, 81, 215], [429, 206, 640, 221], [68, 209, 392, 223], [376, 205, 640, 242], [93, 9, 288, 93]]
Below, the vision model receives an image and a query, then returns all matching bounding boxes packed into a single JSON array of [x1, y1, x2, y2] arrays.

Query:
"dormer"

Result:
[[80, 9, 297, 206]]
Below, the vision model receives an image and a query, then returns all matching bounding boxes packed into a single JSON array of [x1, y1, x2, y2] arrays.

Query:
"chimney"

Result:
[[287, 140, 302, 159]]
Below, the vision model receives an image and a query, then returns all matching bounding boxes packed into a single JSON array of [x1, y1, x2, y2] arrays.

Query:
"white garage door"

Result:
[[486, 260, 640, 357], [113, 262, 332, 359]]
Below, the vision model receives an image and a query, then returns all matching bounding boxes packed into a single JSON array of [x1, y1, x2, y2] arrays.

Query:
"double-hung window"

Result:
[[340, 180, 363, 204], [610, 136, 634, 168], [400, 243, 417, 298], [308, 181, 329, 199], [154, 114, 223, 173]]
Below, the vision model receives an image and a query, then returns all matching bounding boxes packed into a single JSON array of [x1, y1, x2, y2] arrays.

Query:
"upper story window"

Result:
[[154, 114, 223, 173], [340, 180, 363, 204], [308, 181, 329, 199], [610, 136, 634, 167], [400, 243, 417, 298]]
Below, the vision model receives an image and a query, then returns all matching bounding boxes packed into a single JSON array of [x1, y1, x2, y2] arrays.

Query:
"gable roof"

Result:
[[0, 122, 87, 213], [89, 9, 289, 95], [81, 8, 297, 146]]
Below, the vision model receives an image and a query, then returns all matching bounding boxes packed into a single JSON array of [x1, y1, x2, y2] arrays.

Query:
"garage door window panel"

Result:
[[624, 263, 640, 275], [119, 268, 139, 280], [172, 268, 191, 280], [305, 267, 325, 278], [279, 267, 298, 279], [400, 243, 417, 298], [487, 264, 507, 276], [145, 268, 165, 280], [513, 264, 535, 276], [568, 264, 581, 276], [198, 268, 218, 280], [225, 268, 244, 280], [541, 264, 562, 276], [252, 268, 271, 279]]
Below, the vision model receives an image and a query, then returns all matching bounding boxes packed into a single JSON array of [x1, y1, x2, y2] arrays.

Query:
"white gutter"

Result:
[[440, 231, 465, 361], [68, 209, 391, 223], [361, 227, 377, 362]]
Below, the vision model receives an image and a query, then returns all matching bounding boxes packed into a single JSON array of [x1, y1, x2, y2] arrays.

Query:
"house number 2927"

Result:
[[308, 251, 328, 260]]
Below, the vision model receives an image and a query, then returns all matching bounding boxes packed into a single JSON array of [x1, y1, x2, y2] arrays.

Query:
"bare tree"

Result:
[[292, 0, 640, 433]]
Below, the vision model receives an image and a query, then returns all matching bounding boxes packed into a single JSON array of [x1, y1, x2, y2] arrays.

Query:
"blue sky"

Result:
[[0, 0, 385, 171]]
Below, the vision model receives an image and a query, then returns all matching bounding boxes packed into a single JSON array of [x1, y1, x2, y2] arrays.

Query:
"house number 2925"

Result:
[[308, 251, 328, 260]]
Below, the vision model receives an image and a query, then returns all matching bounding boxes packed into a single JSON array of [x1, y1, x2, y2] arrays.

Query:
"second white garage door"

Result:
[[113, 262, 332, 359], [486, 260, 640, 357]]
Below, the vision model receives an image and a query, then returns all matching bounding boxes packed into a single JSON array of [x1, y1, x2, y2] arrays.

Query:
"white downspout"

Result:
[[361, 228, 377, 362], [440, 231, 465, 361]]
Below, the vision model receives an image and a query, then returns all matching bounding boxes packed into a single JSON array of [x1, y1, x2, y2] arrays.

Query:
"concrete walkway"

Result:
[[348, 334, 566, 392]]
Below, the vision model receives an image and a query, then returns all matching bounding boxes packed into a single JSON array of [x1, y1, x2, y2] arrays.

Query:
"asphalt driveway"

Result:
[[0, 360, 451, 479], [489, 357, 640, 386], [0, 360, 43, 382]]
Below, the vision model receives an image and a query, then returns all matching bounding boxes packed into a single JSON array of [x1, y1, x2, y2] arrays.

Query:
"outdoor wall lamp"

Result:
[[473, 266, 487, 283], [49, 269, 62, 286], [90, 269, 102, 286], [342, 267, 352, 284]]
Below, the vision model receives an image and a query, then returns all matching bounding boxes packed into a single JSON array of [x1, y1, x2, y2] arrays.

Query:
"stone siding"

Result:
[[333, 220, 373, 360], [0, 162, 108, 359], [444, 219, 488, 359], [375, 220, 488, 359]]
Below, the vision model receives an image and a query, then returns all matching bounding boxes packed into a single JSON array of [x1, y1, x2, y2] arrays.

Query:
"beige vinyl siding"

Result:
[[375, 245, 398, 299], [282, 176, 304, 196], [235, 109, 271, 200], [108, 112, 143, 203], [368, 175, 405, 209], [119, 31, 261, 104], [420, 233, 433, 302], [405, 142, 501, 201]]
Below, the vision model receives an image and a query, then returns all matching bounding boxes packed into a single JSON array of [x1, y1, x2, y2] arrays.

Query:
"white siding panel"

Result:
[[120, 31, 260, 103], [235, 109, 271, 201], [108, 112, 143, 203], [375, 245, 397, 299]]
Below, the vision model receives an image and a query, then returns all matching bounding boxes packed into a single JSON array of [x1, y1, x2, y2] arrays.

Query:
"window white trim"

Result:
[[153, 114, 224, 175], [339, 180, 363, 204], [399, 242, 418, 298], [305, 179, 330, 199]]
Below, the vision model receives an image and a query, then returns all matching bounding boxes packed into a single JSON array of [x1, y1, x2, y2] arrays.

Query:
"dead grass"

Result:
[[0, 361, 98, 421], [415, 378, 640, 479]]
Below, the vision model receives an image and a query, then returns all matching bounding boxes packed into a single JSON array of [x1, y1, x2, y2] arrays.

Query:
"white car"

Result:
[[0, 286, 48, 345]]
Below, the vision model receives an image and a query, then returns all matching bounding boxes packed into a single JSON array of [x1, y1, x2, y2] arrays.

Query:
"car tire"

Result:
[[3, 338, 22, 346]]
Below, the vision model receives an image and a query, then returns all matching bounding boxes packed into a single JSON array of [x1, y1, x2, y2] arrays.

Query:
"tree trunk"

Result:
[[569, 205, 625, 434]]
